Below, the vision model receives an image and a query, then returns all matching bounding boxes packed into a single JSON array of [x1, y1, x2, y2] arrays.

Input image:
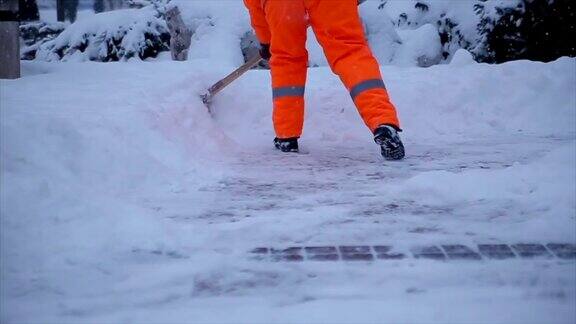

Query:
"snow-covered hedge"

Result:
[[25, 0, 574, 65], [20, 22, 67, 47], [379, 0, 486, 61], [30, 6, 170, 61], [20, 21, 67, 60], [359, 3, 444, 67], [378, 0, 575, 64]]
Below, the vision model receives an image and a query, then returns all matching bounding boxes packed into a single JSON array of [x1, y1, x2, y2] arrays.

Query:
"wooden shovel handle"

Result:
[[206, 54, 263, 98]]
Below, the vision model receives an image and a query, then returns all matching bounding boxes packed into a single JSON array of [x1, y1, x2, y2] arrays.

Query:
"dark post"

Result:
[[94, 0, 104, 13], [65, 0, 78, 22], [18, 0, 38, 22], [56, 0, 78, 23], [166, 6, 192, 61], [0, 0, 20, 79], [56, 0, 64, 21]]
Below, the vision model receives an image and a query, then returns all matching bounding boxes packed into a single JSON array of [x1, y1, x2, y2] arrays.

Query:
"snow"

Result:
[[358, 3, 401, 66], [450, 48, 476, 66], [394, 24, 443, 67], [1, 55, 575, 323]]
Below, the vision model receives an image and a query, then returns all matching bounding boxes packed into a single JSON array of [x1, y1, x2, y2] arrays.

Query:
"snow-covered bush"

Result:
[[20, 21, 66, 47], [20, 21, 67, 60], [395, 24, 443, 67], [356, 4, 401, 65], [31, 5, 170, 61], [378, 0, 487, 62], [358, 1, 446, 67]]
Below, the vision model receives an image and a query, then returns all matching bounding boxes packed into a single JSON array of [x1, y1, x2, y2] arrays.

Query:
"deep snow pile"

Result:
[[1, 57, 575, 323]]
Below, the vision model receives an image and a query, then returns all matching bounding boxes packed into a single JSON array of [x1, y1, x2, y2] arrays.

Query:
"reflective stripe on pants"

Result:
[[273, 86, 306, 99]]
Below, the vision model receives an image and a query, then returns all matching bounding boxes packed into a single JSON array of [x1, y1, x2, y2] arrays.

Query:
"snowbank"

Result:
[[1, 62, 228, 316], [212, 57, 576, 146]]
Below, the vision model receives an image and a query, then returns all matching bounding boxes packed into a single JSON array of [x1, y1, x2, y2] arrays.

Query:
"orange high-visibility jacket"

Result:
[[244, 0, 400, 139]]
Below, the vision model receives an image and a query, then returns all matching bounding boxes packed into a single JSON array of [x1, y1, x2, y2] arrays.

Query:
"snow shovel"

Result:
[[201, 54, 263, 111]]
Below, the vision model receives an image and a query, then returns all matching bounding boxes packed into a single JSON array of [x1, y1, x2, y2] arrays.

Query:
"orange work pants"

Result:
[[264, 0, 400, 138]]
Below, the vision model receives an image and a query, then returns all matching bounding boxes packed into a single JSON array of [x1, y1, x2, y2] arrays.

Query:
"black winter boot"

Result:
[[373, 125, 405, 160], [274, 137, 299, 153]]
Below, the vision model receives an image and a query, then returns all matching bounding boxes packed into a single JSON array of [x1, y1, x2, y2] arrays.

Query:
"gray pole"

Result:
[[0, 0, 20, 79]]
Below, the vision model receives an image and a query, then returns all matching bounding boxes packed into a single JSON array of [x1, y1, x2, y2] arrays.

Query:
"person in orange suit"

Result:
[[244, 0, 405, 160]]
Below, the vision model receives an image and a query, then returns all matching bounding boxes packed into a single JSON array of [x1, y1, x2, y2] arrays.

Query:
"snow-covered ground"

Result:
[[1, 57, 575, 323]]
